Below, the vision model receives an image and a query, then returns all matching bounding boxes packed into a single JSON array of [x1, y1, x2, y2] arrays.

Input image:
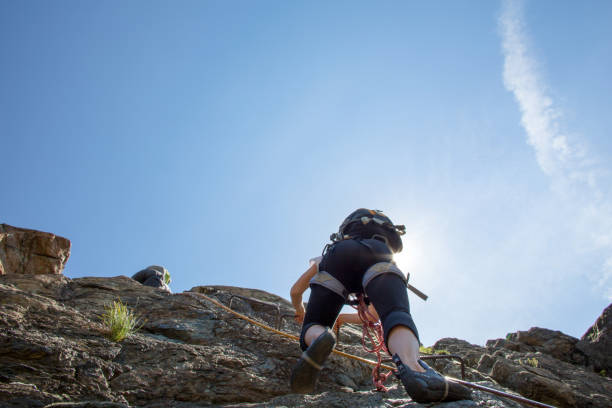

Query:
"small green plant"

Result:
[[163, 269, 171, 285], [522, 357, 539, 368], [419, 345, 433, 354], [100, 299, 143, 342], [419, 346, 450, 355], [506, 333, 512, 341], [587, 325, 601, 342], [599, 369, 607, 377]]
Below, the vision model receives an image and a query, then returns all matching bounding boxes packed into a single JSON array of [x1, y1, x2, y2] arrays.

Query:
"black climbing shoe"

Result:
[[393, 354, 472, 403], [290, 329, 336, 393]]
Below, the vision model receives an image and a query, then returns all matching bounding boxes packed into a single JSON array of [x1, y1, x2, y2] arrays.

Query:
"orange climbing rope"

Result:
[[182, 291, 556, 408]]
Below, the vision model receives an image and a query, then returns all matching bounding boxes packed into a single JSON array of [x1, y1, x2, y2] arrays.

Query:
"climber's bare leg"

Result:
[[388, 325, 426, 373]]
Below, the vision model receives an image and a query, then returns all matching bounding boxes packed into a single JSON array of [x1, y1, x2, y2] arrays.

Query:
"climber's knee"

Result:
[[300, 322, 325, 351]]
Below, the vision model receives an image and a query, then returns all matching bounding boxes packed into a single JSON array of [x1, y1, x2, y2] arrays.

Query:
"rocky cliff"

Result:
[[0, 225, 610, 408]]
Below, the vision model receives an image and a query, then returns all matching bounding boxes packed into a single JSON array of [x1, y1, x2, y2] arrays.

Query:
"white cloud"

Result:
[[499, 0, 612, 299]]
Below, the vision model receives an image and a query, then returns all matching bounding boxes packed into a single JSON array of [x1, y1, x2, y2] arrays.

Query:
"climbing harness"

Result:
[[311, 262, 429, 305]]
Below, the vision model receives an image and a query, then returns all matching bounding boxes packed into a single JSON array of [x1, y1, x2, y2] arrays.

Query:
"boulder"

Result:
[[0, 224, 71, 275]]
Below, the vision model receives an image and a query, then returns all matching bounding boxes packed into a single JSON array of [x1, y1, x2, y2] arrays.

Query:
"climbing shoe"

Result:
[[393, 354, 472, 402], [290, 329, 336, 393]]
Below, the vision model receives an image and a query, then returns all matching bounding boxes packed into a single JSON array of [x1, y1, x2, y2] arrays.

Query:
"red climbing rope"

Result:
[[353, 294, 394, 391]]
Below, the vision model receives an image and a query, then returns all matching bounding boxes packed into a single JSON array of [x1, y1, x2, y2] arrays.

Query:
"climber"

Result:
[[289, 209, 472, 402], [131, 265, 172, 293]]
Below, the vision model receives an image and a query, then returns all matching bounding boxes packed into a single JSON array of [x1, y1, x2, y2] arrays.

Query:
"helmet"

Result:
[[331, 208, 406, 252]]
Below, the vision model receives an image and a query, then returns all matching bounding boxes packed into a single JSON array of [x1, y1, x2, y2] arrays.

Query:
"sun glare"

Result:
[[393, 233, 424, 274]]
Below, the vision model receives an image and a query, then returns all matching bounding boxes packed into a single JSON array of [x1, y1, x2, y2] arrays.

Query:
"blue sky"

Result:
[[2, 0, 611, 347]]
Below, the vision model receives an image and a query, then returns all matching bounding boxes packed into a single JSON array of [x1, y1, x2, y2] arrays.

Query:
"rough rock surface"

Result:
[[0, 224, 71, 275], [429, 328, 612, 408], [576, 303, 612, 373], [0, 226, 610, 408], [1, 273, 611, 408]]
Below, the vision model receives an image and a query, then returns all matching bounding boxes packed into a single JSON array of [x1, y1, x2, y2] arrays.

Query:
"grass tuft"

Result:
[[419, 345, 450, 355], [100, 299, 143, 342], [522, 357, 539, 368], [587, 325, 601, 342]]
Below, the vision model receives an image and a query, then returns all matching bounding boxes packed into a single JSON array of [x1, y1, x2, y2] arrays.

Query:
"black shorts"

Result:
[[319, 238, 394, 293], [300, 238, 419, 351]]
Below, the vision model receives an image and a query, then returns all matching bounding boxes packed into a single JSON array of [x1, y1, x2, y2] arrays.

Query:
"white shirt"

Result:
[[309, 256, 322, 272]]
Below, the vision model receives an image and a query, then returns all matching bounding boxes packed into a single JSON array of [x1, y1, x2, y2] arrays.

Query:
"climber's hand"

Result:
[[294, 304, 305, 323], [334, 316, 344, 333]]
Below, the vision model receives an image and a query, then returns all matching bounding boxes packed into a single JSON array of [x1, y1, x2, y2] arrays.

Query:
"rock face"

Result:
[[0, 226, 610, 408], [577, 303, 612, 374], [0, 224, 71, 275], [427, 327, 612, 408], [0, 275, 373, 408], [1, 273, 611, 408]]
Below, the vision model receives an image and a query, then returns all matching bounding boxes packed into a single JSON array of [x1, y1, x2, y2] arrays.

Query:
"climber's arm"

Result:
[[336, 313, 362, 326], [335, 304, 380, 330], [290, 263, 317, 323]]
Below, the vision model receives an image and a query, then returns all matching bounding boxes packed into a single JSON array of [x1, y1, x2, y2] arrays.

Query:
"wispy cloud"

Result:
[[499, 0, 612, 298]]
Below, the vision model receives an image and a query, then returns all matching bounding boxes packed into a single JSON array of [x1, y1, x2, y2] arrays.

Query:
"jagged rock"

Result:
[[478, 328, 612, 408], [432, 338, 486, 367], [576, 303, 612, 374], [0, 224, 71, 275], [513, 328, 586, 365], [428, 338, 490, 382]]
